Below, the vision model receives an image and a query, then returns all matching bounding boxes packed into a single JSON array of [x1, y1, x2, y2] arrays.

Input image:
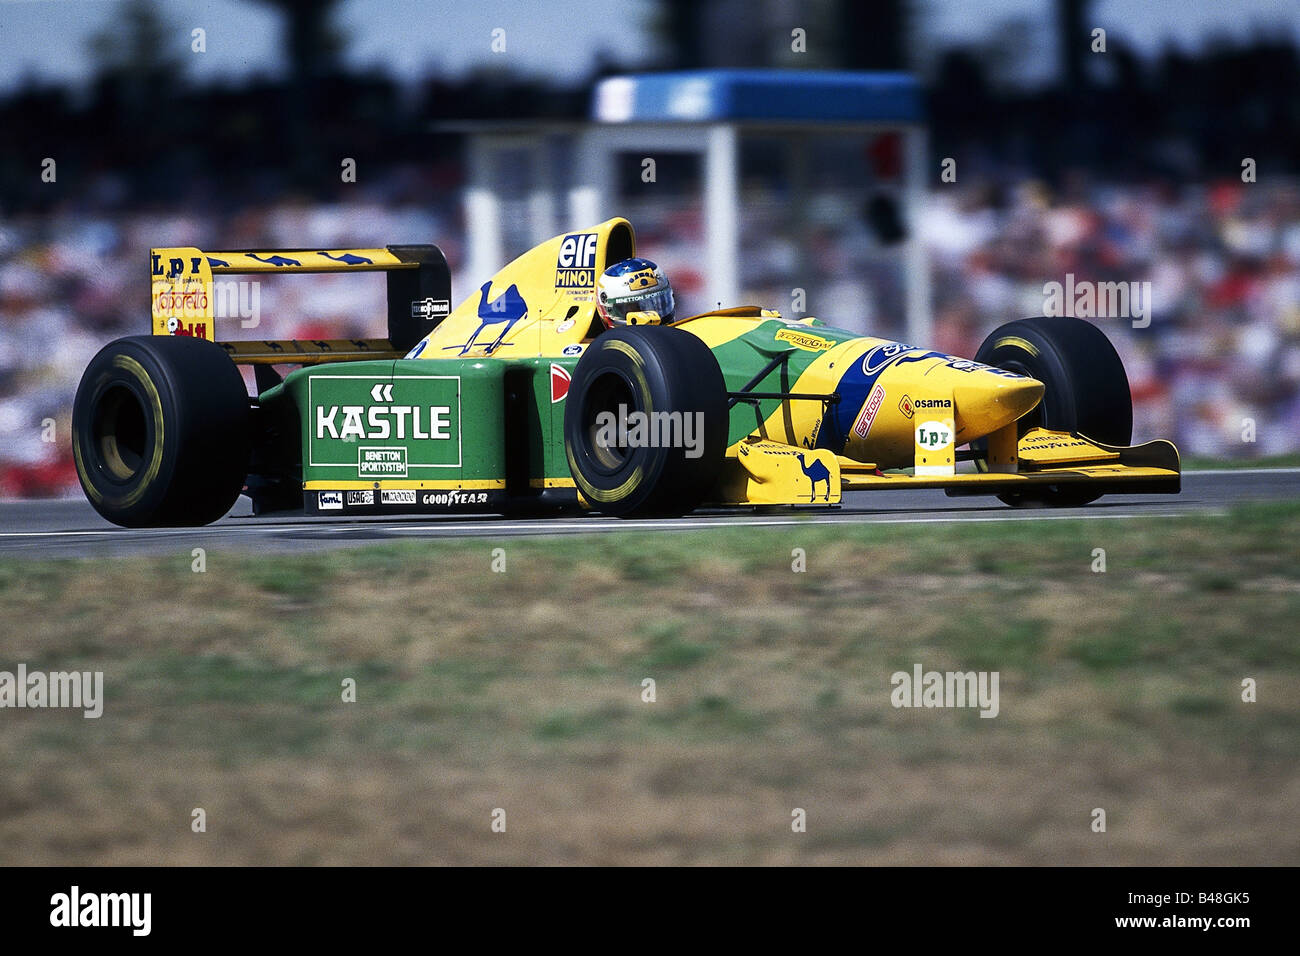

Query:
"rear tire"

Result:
[[972, 316, 1132, 507], [564, 326, 727, 517], [73, 335, 250, 527]]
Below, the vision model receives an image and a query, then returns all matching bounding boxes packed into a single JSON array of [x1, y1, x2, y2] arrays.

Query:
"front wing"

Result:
[[713, 429, 1179, 507]]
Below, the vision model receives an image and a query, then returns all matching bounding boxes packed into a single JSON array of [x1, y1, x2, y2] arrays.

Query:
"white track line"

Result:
[[394, 511, 1217, 535], [0, 526, 236, 539], [0, 508, 1220, 542], [1183, 467, 1300, 476]]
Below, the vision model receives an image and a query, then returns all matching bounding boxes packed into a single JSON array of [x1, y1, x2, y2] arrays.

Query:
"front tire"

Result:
[[972, 316, 1132, 507], [564, 326, 727, 517], [73, 335, 250, 527]]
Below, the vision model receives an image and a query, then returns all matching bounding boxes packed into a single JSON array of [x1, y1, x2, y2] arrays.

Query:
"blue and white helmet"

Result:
[[596, 257, 674, 328]]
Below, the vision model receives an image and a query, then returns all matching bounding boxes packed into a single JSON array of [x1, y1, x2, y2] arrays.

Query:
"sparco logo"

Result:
[[852, 384, 886, 439]]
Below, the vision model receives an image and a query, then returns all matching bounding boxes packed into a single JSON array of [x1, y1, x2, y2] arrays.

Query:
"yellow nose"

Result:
[[953, 373, 1044, 436]]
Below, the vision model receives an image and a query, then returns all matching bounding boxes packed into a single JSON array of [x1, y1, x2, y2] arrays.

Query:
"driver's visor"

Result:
[[606, 286, 675, 324]]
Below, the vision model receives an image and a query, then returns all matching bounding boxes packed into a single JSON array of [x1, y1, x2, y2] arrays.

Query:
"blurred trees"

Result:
[[250, 0, 346, 84], [835, 0, 909, 71], [3, 0, 1299, 214], [248, 0, 346, 177]]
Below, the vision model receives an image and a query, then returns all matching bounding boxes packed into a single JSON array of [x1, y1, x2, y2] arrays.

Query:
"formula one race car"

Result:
[[72, 217, 1179, 527]]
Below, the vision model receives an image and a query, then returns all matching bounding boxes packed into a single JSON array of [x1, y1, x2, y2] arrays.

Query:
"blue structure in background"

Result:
[[592, 70, 923, 125], [461, 70, 931, 342]]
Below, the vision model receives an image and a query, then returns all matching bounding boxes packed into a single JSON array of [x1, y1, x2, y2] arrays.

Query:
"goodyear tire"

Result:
[[564, 326, 727, 517], [973, 316, 1132, 507], [73, 335, 250, 527]]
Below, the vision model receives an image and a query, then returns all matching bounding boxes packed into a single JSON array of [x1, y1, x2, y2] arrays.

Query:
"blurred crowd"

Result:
[[923, 177, 1300, 459], [3, 170, 1298, 497]]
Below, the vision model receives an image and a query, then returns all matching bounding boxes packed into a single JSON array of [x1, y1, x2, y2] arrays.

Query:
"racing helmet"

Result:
[[596, 257, 675, 328]]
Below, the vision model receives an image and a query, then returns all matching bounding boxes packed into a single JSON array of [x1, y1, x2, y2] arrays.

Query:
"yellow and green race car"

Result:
[[72, 217, 1179, 527]]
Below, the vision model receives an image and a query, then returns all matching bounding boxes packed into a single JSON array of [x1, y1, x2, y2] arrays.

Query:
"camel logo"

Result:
[[247, 253, 301, 267], [795, 452, 831, 502], [445, 282, 528, 355], [320, 251, 373, 265]]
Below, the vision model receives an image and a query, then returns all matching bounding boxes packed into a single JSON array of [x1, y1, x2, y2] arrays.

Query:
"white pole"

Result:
[[705, 123, 739, 309], [465, 136, 503, 291], [568, 129, 606, 231], [903, 125, 931, 345], [527, 135, 557, 244]]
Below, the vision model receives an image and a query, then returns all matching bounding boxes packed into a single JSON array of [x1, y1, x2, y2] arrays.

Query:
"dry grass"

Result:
[[1, 502, 1298, 864]]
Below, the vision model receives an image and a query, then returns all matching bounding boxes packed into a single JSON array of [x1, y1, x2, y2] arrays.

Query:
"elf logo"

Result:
[[550, 364, 571, 403], [556, 232, 599, 288]]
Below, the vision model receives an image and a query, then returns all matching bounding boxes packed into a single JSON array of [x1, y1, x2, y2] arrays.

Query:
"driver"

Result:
[[595, 257, 675, 328]]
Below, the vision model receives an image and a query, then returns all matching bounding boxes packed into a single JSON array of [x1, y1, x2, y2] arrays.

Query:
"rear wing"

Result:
[[149, 245, 451, 364]]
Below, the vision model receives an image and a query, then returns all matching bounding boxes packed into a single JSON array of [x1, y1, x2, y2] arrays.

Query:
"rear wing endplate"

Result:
[[149, 245, 451, 363]]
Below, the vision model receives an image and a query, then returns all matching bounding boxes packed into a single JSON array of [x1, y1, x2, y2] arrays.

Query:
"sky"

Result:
[[0, 0, 1297, 94]]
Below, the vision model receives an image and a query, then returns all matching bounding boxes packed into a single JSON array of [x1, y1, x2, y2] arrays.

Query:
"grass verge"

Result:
[[1, 502, 1297, 863]]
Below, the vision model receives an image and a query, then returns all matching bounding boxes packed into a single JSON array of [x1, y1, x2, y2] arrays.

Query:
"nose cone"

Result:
[[954, 372, 1044, 437]]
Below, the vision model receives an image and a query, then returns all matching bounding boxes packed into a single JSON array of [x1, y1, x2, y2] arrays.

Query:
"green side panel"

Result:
[[284, 359, 507, 484], [496, 355, 579, 483], [495, 357, 548, 484], [536, 357, 580, 481], [519, 360, 550, 482], [707, 319, 858, 445]]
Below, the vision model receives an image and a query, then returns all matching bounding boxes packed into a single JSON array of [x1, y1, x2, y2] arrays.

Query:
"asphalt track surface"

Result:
[[0, 469, 1294, 559]]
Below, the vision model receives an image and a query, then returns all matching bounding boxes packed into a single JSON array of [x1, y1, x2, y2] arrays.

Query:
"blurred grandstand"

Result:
[[2, 0, 1299, 497]]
